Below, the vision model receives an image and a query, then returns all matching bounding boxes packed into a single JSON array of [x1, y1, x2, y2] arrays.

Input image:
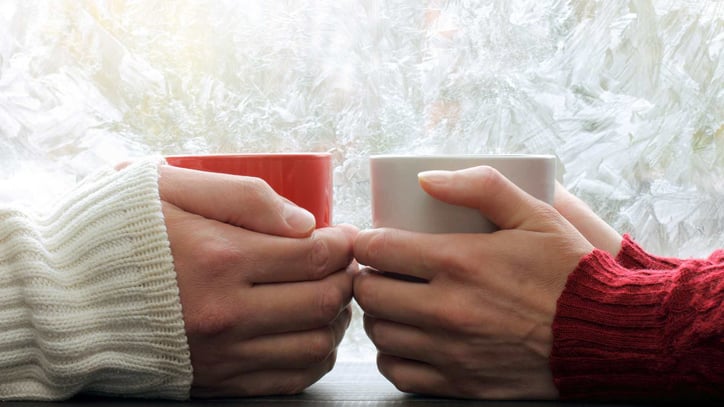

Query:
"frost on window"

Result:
[[1, 1, 722, 361]]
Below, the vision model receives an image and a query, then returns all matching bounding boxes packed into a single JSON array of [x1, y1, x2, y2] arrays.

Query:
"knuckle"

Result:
[[474, 165, 504, 189], [362, 316, 376, 342], [244, 176, 272, 193], [362, 230, 390, 264], [307, 235, 331, 280], [304, 331, 335, 364], [317, 284, 345, 323], [380, 363, 415, 394], [239, 177, 276, 207], [196, 238, 247, 279], [339, 304, 353, 325], [332, 307, 352, 343], [353, 273, 376, 311], [369, 331, 390, 353], [421, 242, 460, 276], [434, 296, 477, 333], [376, 355, 392, 378], [185, 303, 237, 337]]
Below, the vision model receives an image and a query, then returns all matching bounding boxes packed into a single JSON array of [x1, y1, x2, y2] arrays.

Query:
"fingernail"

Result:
[[418, 170, 452, 185], [283, 202, 316, 232]]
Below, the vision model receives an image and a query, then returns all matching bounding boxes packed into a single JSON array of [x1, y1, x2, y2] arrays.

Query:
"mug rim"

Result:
[[369, 153, 555, 160], [166, 152, 331, 159]]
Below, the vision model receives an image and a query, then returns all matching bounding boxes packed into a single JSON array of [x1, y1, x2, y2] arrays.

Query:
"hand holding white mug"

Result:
[[353, 166, 594, 399], [159, 165, 358, 397]]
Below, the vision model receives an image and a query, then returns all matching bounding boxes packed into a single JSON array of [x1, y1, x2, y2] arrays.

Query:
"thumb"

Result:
[[417, 165, 548, 231], [158, 164, 316, 237]]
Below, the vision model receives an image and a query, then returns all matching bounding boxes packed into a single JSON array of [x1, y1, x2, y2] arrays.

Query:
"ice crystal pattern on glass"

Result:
[[1, 0, 722, 361]]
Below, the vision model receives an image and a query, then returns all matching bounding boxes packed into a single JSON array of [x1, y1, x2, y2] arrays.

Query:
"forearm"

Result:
[[0, 159, 192, 400], [551, 240, 724, 400]]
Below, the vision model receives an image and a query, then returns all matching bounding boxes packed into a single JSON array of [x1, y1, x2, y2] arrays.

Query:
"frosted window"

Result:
[[1, 1, 722, 362]]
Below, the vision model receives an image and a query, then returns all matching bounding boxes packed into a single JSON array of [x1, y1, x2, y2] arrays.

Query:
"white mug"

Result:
[[369, 154, 556, 233]]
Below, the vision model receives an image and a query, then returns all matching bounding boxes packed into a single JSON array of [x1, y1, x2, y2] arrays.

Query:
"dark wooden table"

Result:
[[2, 362, 702, 406]]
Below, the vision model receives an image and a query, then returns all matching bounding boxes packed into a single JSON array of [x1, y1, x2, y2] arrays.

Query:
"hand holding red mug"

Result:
[[158, 163, 357, 397], [166, 153, 333, 228]]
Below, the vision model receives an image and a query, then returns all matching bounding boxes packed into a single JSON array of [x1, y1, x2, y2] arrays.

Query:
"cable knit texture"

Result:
[[0, 159, 192, 400], [551, 236, 724, 400]]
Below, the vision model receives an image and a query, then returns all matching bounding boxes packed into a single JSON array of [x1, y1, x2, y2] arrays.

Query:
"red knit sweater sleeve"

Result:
[[550, 238, 724, 400], [615, 234, 684, 270]]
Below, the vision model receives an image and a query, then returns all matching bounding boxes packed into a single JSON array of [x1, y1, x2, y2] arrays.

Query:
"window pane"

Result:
[[1, 0, 722, 362]]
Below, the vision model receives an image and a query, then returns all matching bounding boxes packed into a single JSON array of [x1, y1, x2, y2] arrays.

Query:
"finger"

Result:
[[164, 205, 355, 285], [354, 228, 460, 281], [364, 315, 437, 365], [191, 352, 336, 398], [238, 268, 354, 338], [159, 164, 315, 237], [229, 307, 352, 372], [376, 354, 448, 397], [246, 224, 357, 284], [353, 268, 437, 328], [353, 227, 535, 299], [379, 354, 556, 400], [418, 166, 549, 231]]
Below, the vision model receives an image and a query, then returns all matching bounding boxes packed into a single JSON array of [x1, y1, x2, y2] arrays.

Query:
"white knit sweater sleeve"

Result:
[[0, 159, 192, 400]]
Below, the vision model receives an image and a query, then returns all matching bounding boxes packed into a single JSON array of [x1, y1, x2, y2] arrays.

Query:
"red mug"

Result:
[[165, 153, 332, 228]]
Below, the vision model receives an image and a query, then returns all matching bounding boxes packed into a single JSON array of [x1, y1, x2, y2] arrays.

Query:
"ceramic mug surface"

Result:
[[166, 153, 333, 228], [370, 154, 556, 233]]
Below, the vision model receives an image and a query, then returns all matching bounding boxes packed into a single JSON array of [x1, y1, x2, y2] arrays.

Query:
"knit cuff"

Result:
[[551, 248, 724, 400], [615, 234, 683, 270], [0, 159, 192, 400]]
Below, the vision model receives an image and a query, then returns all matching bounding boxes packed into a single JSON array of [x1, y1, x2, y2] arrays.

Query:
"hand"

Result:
[[353, 166, 594, 399], [158, 165, 358, 397], [553, 182, 622, 257]]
